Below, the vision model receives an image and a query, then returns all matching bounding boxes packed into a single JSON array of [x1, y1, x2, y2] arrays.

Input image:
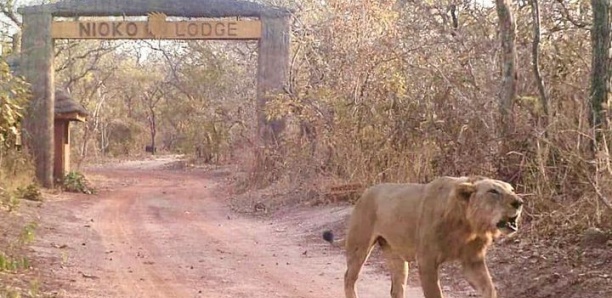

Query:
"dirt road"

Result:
[[30, 158, 429, 298]]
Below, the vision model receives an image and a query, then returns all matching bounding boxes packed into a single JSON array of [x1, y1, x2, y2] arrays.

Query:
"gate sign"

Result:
[[51, 12, 261, 40]]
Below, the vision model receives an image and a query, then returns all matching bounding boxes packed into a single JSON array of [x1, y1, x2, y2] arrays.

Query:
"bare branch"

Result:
[[449, 4, 458, 37], [555, 0, 590, 28], [587, 176, 612, 210], [0, 0, 22, 27], [62, 47, 117, 90]]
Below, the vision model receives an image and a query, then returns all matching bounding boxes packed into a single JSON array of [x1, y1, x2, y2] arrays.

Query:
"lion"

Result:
[[322, 176, 524, 298]]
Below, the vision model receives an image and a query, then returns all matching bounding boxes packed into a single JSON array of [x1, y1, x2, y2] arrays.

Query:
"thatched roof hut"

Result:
[[18, 0, 292, 18], [54, 89, 88, 122]]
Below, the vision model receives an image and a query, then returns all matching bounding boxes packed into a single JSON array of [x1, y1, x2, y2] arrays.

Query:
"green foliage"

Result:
[[0, 221, 34, 271], [0, 253, 30, 272], [0, 57, 35, 211], [102, 119, 145, 156], [0, 186, 19, 212], [19, 222, 37, 245], [174, 115, 231, 163], [62, 171, 94, 194], [15, 184, 42, 202], [0, 150, 36, 212], [0, 59, 30, 149]]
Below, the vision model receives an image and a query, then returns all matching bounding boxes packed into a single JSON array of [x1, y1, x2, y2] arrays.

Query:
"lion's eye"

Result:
[[488, 189, 500, 195]]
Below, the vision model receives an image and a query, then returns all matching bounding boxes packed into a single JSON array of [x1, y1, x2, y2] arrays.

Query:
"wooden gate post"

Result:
[[21, 12, 55, 188], [256, 15, 290, 146]]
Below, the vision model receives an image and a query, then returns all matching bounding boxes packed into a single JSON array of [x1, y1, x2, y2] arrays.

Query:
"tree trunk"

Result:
[[531, 0, 549, 128], [589, 0, 610, 140], [495, 0, 517, 138], [150, 111, 156, 155], [495, 0, 518, 181], [145, 103, 157, 155]]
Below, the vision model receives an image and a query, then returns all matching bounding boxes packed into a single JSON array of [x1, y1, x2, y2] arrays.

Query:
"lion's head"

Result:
[[455, 177, 524, 236]]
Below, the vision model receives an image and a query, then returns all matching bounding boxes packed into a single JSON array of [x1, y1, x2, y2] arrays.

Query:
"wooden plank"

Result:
[[328, 183, 363, 194], [51, 19, 261, 40], [53, 120, 64, 182], [55, 112, 87, 122]]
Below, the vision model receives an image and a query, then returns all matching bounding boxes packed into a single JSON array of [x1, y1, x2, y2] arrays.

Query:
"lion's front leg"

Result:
[[417, 256, 443, 298], [461, 257, 497, 298]]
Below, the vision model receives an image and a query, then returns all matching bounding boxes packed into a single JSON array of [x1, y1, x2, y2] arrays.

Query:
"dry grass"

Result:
[[0, 149, 37, 211], [244, 97, 612, 241], [0, 149, 47, 297]]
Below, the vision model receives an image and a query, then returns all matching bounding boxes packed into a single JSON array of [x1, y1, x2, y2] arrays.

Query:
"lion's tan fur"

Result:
[[329, 176, 523, 298]]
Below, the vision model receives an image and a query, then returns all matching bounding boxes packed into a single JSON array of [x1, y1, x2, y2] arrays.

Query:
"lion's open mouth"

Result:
[[496, 216, 519, 232]]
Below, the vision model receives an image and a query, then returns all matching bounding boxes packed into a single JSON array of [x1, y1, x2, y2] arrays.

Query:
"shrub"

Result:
[[62, 171, 95, 194]]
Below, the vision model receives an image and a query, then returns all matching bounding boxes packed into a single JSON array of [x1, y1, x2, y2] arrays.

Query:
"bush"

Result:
[[0, 253, 30, 272], [0, 56, 35, 210], [62, 171, 95, 194], [251, 0, 612, 238], [15, 184, 42, 202], [0, 60, 30, 149]]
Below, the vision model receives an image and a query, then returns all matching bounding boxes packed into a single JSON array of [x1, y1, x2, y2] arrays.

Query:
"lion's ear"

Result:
[[456, 182, 476, 201]]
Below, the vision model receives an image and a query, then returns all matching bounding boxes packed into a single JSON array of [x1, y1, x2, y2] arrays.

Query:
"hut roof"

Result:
[[18, 0, 292, 18], [55, 89, 88, 121]]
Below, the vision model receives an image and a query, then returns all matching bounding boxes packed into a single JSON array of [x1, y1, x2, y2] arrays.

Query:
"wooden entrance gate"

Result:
[[18, 0, 291, 187]]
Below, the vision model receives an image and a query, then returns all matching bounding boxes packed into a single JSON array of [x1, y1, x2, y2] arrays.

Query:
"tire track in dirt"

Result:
[[118, 175, 335, 298], [93, 188, 192, 298]]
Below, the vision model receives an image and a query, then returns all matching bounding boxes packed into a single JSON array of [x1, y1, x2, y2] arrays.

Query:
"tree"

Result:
[[589, 0, 610, 139], [0, 0, 22, 28], [495, 0, 517, 140], [140, 83, 164, 154], [0, 59, 28, 149], [530, 0, 549, 128]]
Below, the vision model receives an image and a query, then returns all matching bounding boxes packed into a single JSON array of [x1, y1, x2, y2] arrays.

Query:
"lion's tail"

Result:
[[322, 230, 345, 248]]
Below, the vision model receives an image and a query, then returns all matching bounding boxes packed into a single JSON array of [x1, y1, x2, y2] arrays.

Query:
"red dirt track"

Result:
[[28, 157, 431, 298], [5, 156, 609, 298]]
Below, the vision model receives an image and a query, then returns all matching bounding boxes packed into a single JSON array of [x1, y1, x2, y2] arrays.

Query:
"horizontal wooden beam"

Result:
[[55, 112, 87, 122], [52, 19, 261, 40], [18, 0, 292, 18]]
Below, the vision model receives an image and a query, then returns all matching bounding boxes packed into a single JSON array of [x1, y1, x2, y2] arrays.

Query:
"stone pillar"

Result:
[[21, 12, 55, 188], [256, 15, 290, 146]]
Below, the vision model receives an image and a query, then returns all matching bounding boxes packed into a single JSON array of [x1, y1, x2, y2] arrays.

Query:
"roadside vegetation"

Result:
[[1, 52, 44, 297]]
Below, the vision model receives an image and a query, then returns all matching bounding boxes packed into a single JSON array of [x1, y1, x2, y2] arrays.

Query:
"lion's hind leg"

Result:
[[344, 234, 377, 298], [379, 238, 408, 298]]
